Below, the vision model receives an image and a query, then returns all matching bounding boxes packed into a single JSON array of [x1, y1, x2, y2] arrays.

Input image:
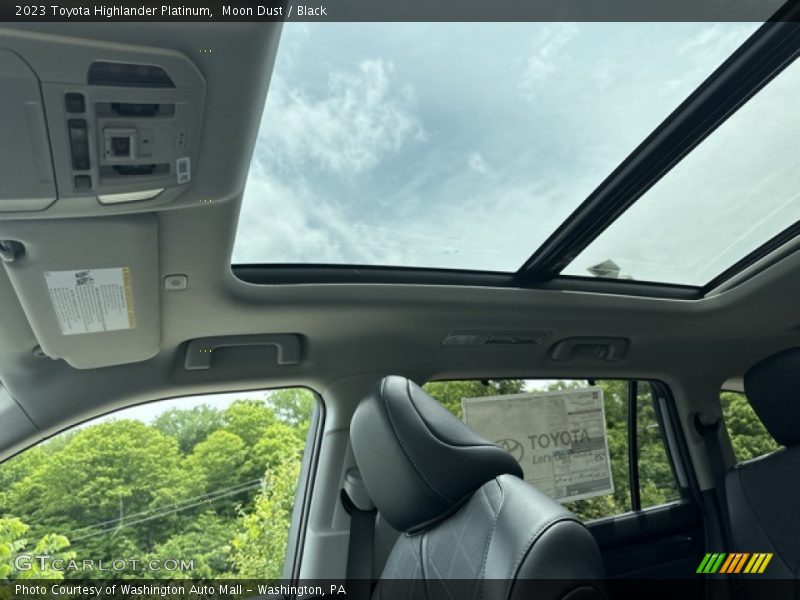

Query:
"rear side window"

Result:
[[0, 388, 316, 580], [423, 379, 682, 522], [721, 390, 781, 462]]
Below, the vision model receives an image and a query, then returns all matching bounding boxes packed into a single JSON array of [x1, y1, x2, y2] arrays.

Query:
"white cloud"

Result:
[[519, 23, 579, 98], [677, 23, 756, 63], [588, 55, 621, 90], [234, 161, 351, 264], [236, 152, 455, 266], [234, 53, 430, 265], [467, 152, 489, 175], [259, 59, 425, 176]]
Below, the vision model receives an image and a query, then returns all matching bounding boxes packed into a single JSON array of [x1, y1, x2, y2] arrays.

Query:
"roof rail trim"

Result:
[[232, 265, 701, 299]]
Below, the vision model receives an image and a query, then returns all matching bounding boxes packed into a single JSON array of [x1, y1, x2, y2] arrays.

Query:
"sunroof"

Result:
[[563, 56, 800, 287], [233, 23, 757, 272]]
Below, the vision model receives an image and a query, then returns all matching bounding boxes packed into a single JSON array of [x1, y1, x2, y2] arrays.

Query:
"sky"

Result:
[[96, 390, 268, 424], [231, 23, 797, 285]]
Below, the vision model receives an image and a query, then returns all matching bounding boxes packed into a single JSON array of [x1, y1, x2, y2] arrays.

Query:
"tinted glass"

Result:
[[234, 23, 756, 272], [565, 58, 800, 285]]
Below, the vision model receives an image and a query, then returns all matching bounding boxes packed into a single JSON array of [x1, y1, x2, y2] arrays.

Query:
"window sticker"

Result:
[[44, 267, 135, 335], [463, 387, 614, 503]]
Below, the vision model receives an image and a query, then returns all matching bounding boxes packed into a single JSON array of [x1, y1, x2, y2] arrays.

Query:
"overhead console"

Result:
[[0, 28, 205, 213]]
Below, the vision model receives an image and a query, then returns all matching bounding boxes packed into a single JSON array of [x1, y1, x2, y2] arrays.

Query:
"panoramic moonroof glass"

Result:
[[233, 23, 757, 271], [564, 57, 800, 287]]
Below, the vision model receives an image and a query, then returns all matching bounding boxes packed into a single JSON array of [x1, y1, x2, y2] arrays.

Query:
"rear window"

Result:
[[424, 379, 682, 522], [721, 390, 781, 462]]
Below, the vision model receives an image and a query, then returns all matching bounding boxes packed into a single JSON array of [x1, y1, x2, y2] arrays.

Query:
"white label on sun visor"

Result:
[[44, 268, 135, 335], [462, 387, 614, 503]]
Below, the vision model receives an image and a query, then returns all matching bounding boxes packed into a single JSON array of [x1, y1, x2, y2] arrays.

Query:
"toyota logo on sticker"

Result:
[[496, 438, 524, 461]]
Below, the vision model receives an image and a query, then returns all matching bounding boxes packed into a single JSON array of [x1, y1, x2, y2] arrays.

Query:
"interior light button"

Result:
[[68, 119, 90, 170], [64, 93, 85, 113], [73, 175, 92, 192]]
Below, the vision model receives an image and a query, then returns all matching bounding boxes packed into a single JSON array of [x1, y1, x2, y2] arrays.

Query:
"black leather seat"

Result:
[[350, 375, 605, 600], [725, 348, 800, 580]]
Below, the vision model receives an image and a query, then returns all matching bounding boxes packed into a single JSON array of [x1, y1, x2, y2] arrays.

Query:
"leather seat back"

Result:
[[725, 348, 800, 580], [350, 376, 605, 600]]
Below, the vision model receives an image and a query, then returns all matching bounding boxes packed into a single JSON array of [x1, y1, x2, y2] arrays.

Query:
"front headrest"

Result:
[[350, 375, 523, 532], [744, 347, 800, 447]]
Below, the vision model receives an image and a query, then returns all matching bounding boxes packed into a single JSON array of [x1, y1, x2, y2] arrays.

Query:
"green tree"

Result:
[[186, 430, 250, 496], [0, 517, 74, 580], [3, 420, 201, 578], [225, 390, 314, 576], [266, 389, 316, 429], [721, 391, 781, 461], [144, 513, 235, 579], [223, 400, 276, 447], [153, 405, 223, 454], [227, 455, 301, 579], [0, 447, 46, 495], [250, 422, 306, 479], [0, 388, 315, 580], [637, 387, 680, 507]]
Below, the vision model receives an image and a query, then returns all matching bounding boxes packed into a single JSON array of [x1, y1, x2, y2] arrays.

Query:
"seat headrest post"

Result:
[[342, 468, 375, 512]]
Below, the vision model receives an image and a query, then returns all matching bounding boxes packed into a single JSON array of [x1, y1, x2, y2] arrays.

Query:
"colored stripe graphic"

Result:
[[744, 554, 760, 573], [757, 553, 773, 573], [696, 553, 714, 573], [711, 553, 726, 573], [743, 553, 773, 574], [698, 553, 727, 574], [699, 553, 773, 574], [722, 553, 749, 574], [719, 554, 736, 574], [735, 553, 751, 573]]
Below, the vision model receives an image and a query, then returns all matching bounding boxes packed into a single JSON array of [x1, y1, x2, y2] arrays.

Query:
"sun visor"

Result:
[[0, 215, 159, 368]]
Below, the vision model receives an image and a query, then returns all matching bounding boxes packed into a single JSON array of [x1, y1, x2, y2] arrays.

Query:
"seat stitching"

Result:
[[382, 377, 451, 502], [477, 479, 505, 600], [424, 542, 459, 600]]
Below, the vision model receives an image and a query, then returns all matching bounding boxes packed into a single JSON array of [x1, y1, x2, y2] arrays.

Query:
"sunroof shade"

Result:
[[563, 57, 800, 287], [233, 23, 757, 271]]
